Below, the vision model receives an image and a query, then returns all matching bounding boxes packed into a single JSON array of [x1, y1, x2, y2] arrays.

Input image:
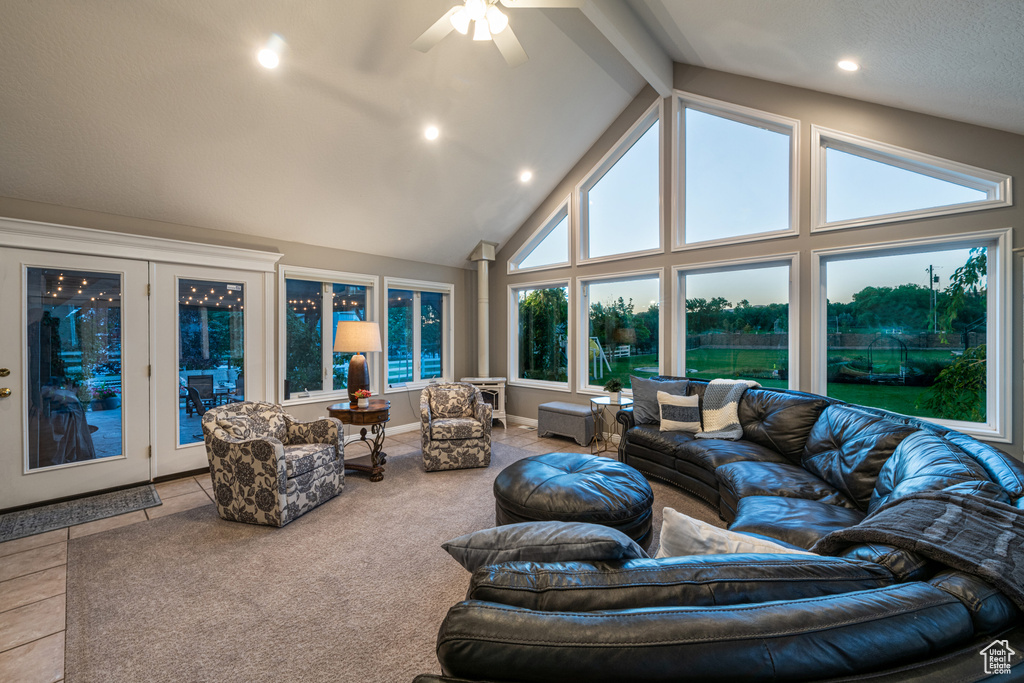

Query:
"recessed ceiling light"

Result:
[[257, 34, 286, 69], [837, 60, 859, 72], [257, 49, 280, 69], [424, 125, 440, 141], [520, 170, 533, 183]]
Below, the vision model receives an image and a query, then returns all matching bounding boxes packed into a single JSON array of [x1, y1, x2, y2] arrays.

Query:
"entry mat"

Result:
[[0, 485, 162, 543]]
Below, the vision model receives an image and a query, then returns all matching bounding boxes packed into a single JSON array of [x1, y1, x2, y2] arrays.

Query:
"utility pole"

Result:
[[927, 266, 940, 331]]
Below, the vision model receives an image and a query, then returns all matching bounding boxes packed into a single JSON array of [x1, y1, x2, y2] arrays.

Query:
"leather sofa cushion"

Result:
[[467, 555, 895, 612], [730, 496, 866, 550], [943, 431, 1024, 503], [738, 389, 830, 462], [870, 430, 1011, 513], [716, 461, 854, 520], [928, 570, 1021, 636], [665, 437, 790, 474], [626, 424, 695, 454], [839, 543, 935, 583], [802, 405, 916, 510], [436, 585, 971, 683], [431, 417, 485, 440]]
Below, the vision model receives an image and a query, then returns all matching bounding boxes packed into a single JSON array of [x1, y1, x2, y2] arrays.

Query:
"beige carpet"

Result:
[[65, 440, 723, 683]]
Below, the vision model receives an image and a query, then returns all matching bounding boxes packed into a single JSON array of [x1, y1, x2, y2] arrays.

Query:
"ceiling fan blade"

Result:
[[493, 26, 528, 67], [412, 7, 459, 53], [500, 0, 584, 8]]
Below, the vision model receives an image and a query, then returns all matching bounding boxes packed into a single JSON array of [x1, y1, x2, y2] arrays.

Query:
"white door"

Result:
[[0, 248, 151, 509], [151, 264, 267, 477]]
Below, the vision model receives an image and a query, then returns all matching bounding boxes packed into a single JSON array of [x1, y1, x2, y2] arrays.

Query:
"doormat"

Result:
[[0, 485, 162, 543]]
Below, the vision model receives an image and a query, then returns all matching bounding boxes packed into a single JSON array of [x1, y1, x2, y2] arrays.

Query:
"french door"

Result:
[[151, 264, 267, 477], [0, 248, 151, 509]]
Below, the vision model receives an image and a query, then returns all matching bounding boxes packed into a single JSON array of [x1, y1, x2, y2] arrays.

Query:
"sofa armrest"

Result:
[[285, 416, 342, 450], [615, 406, 635, 432], [420, 396, 432, 440], [438, 585, 971, 682], [468, 554, 895, 612]]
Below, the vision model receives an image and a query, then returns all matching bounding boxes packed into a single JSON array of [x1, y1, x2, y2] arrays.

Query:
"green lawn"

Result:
[[587, 346, 978, 421]]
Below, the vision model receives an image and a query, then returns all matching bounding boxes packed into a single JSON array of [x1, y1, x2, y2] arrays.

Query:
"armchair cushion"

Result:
[[431, 417, 485, 440], [213, 401, 288, 442], [283, 443, 337, 478], [286, 417, 341, 446], [427, 384, 476, 418]]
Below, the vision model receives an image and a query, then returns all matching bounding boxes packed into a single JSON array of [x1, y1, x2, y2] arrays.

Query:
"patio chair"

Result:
[[187, 375, 215, 414]]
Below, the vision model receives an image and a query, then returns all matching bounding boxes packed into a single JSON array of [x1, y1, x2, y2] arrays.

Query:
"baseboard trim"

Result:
[[507, 415, 538, 428]]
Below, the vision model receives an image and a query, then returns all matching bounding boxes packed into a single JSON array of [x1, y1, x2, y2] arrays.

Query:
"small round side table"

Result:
[[327, 399, 390, 482], [589, 395, 633, 458]]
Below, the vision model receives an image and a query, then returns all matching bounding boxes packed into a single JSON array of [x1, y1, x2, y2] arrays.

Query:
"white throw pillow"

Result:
[[658, 392, 701, 432], [655, 507, 815, 558]]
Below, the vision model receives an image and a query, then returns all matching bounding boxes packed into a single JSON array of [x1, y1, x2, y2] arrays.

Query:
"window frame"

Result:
[[672, 91, 800, 251], [277, 266, 379, 406], [576, 268, 665, 395], [576, 100, 664, 266], [382, 276, 455, 393], [810, 126, 1013, 233], [508, 278, 573, 392], [810, 227, 1012, 442], [507, 196, 572, 275], [672, 253, 800, 389]]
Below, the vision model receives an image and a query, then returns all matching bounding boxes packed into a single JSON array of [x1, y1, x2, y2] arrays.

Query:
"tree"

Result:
[[685, 297, 731, 333], [917, 248, 987, 421], [519, 288, 568, 381]]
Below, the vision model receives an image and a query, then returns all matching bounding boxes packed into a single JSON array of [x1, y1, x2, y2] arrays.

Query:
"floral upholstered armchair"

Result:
[[420, 383, 491, 472], [201, 401, 344, 526]]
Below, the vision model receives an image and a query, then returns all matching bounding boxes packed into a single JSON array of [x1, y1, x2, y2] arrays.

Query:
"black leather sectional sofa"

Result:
[[417, 380, 1024, 682]]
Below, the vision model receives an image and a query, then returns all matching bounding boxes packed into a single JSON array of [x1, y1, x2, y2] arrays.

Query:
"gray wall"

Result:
[[0, 195, 476, 430], [492, 66, 1024, 459]]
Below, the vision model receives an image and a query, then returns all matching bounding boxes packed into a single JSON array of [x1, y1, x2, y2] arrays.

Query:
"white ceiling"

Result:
[[1, 1, 1021, 268]]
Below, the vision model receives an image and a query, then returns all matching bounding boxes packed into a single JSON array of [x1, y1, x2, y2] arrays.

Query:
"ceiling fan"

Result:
[[413, 0, 582, 67]]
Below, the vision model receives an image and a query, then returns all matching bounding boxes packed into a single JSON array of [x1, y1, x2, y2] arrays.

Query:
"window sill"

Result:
[[384, 378, 452, 394], [508, 378, 572, 393]]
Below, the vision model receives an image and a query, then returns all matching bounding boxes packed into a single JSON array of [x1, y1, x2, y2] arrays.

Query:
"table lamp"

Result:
[[333, 321, 382, 403]]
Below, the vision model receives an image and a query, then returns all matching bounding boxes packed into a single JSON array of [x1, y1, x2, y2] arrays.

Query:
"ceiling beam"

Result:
[[578, 0, 673, 97]]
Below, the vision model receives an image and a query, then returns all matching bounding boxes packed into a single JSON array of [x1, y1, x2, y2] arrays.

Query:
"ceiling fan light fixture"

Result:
[[486, 6, 508, 34], [465, 0, 487, 21], [450, 7, 470, 34], [472, 18, 492, 41]]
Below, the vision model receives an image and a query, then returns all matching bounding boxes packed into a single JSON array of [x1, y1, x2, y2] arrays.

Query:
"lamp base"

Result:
[[347, 353, 369, 404]]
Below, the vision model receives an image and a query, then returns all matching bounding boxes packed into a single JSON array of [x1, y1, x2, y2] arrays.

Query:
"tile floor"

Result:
[[0, 424, 595, 682]]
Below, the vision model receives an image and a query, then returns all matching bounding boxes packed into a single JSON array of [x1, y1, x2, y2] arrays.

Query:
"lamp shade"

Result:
[[334, 321, 382, 353]]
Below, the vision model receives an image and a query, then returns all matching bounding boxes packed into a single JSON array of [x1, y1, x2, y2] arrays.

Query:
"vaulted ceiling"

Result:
[[1, 1, 1021, 268]]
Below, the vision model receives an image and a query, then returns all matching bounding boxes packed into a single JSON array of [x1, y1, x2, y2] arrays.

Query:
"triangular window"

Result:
[[508, 199, 569, 272], [814, 127, 1011, 230]]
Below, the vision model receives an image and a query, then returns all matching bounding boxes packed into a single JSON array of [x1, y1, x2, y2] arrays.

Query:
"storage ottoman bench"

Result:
[[537, 401, 594, 447], [493, 452, 654, 549]]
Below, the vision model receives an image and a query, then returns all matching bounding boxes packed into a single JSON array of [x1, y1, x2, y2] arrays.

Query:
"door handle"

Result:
[[0, 388, 10, 398], [0, 368, 9, 377]]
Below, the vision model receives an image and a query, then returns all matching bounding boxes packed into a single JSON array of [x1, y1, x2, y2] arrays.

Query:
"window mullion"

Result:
[[413, 291, 422, 382], [321, 282, 333, 391]]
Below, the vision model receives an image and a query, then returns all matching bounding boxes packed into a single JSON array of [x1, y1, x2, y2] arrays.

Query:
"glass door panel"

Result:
[[0, 248, 150, 510], [26, 267, 124, 468], [178, 278, 245, 446]]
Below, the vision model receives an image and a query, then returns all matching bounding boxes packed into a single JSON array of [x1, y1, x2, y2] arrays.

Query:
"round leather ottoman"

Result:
[[493, 452, 654, 549]]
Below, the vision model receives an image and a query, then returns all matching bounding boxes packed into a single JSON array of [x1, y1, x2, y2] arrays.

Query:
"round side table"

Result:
[[327, 399, 390, 482], [589, 395, 633, 458]]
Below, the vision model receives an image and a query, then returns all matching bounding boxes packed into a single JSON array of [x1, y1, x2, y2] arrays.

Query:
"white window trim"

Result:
[[383, 277, 455, 393], [810, 227, 1011, 442], [672, 253, 800, 389], [508, 278, 573, 392], [507, 196, 572, 275], [810, 126, 1013, 233], [576, 268, 665, 395], [577, 99, 665, 266], [278, 266, 379, 406], [672, 92, 800, 251]]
